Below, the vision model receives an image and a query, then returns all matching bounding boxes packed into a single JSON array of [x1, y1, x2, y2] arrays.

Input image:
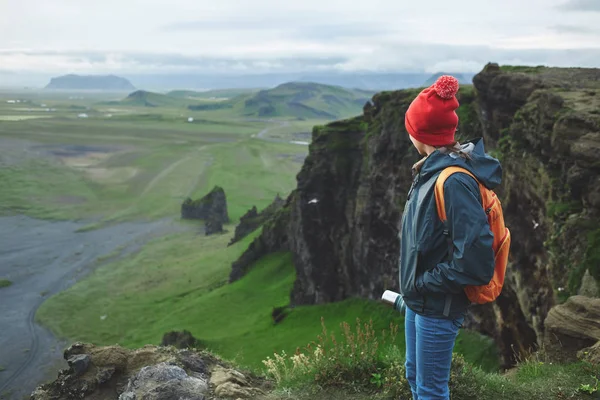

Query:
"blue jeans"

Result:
[[404, 306, 464, 400]]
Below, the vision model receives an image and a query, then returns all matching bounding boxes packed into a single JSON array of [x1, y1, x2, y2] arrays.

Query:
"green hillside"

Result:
[[37, 233, 499, 373], [111, 83, 373, 119], [167, 88, 262, 100], [241, 82, 374, 119], [120, 90, 190, 108]]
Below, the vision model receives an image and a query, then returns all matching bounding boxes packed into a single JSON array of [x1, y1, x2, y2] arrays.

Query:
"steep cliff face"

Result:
[[472, 64, 600, 359], [231, 64, 600, 367], [229, 91, 424, 297]]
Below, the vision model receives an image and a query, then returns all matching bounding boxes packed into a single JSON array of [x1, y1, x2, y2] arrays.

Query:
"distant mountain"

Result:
[[111, 82, 373, 120], [423, 72, 475, 86], [120, 90, 188, 107], [238, 82, 374, 119], [117, 89, 243, 109], [127, 72, 463, 91], [167, 88, 262, 100], [45, 74, 135, 91]]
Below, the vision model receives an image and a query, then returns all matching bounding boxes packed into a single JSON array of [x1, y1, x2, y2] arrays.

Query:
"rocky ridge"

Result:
[[31, 343, 269, 400], [228, 194, 285, 246]]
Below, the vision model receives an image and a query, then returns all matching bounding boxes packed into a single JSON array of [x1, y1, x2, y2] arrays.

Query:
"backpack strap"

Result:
[[434, 166, 480, 259], [434, 167, 482, 317], [434, 166, 481, 222]]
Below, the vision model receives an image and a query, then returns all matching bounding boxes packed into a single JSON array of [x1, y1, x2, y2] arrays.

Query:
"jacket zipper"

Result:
[[401, 172, 420, 294], [407, 172, 420, 201]]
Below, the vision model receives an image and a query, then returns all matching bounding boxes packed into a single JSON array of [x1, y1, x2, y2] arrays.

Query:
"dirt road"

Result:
[[0, 216, 187, 399]]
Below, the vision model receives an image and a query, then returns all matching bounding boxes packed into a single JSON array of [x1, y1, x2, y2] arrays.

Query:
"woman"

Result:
[[398, 75, 501, 399]]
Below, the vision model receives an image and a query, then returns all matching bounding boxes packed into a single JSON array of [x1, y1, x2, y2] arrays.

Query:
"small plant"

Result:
[[0, 279, 12, 288], [370, 372, 383, 388], [448, 353, 482, 399], [380, 359, 412, 398], [578, 376, 599, 395]]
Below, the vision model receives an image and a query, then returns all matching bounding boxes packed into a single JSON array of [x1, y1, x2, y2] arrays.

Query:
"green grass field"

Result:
[[0, 137, 302, 222], [0, 90, 307, 223], [37, 228, 499, 374]]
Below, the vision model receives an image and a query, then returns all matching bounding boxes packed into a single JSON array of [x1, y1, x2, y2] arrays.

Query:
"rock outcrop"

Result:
[[228, 194, 285, 246], [230, 63, 600, 367], [579, 270, 600, 297], [119, 363, 208, 400], [161, 330, 200, 349], [579, 341, 600, 365], [181, 186, 229, 235], [544, 296, 600, 363], [31, 342, 268, 399], [229, 195, 293, 282]]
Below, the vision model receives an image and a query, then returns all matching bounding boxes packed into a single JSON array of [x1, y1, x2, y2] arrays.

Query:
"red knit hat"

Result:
[[405, 75, 460, 147]]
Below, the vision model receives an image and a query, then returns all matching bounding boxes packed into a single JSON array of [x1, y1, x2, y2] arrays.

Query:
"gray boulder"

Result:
[[544, 295, 600, 362], [67, 354, 91, 377], [119, 362, 208, 400]]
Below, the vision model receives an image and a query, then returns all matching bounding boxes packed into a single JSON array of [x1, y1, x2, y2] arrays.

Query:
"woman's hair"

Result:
[[411, 140, 471, 174], [439, 141, 471, 159]]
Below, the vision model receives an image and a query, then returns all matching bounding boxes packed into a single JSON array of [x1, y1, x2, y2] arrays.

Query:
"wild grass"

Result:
[[264, 321, 600, 400]]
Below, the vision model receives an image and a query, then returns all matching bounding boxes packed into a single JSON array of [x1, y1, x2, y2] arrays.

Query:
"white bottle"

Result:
[[381, 290, 406, 314]]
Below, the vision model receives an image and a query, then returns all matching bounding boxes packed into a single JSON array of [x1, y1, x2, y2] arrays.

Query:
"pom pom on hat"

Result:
[[434, 75, 459, 99]]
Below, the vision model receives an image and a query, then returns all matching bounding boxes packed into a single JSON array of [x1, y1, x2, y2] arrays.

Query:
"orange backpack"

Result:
[[434, 166, 511, 304]]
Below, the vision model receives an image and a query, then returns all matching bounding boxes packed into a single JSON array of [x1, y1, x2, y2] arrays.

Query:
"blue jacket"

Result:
[[398, 138, 501, 320]]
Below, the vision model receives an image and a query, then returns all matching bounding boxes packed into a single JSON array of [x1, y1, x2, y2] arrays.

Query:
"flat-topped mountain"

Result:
[[45, 74, 135, 91]]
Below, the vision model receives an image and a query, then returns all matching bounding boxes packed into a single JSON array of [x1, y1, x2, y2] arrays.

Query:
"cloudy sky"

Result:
[[1, 0, 599, 80]]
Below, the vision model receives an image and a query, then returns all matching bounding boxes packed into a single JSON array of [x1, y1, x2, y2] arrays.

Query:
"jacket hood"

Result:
[[417, 137, 502, 189]]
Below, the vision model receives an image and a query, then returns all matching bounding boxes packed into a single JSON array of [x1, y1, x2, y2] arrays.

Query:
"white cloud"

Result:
[[557, 0, 600, 11], [0, 0, 598, 77]]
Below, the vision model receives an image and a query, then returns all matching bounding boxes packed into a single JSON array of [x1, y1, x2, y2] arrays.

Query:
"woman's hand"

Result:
[[395, 295, 406, 315]]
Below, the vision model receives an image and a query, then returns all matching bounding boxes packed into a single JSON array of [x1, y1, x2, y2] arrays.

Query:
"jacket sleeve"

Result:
[[414, 173, 495, 294]]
